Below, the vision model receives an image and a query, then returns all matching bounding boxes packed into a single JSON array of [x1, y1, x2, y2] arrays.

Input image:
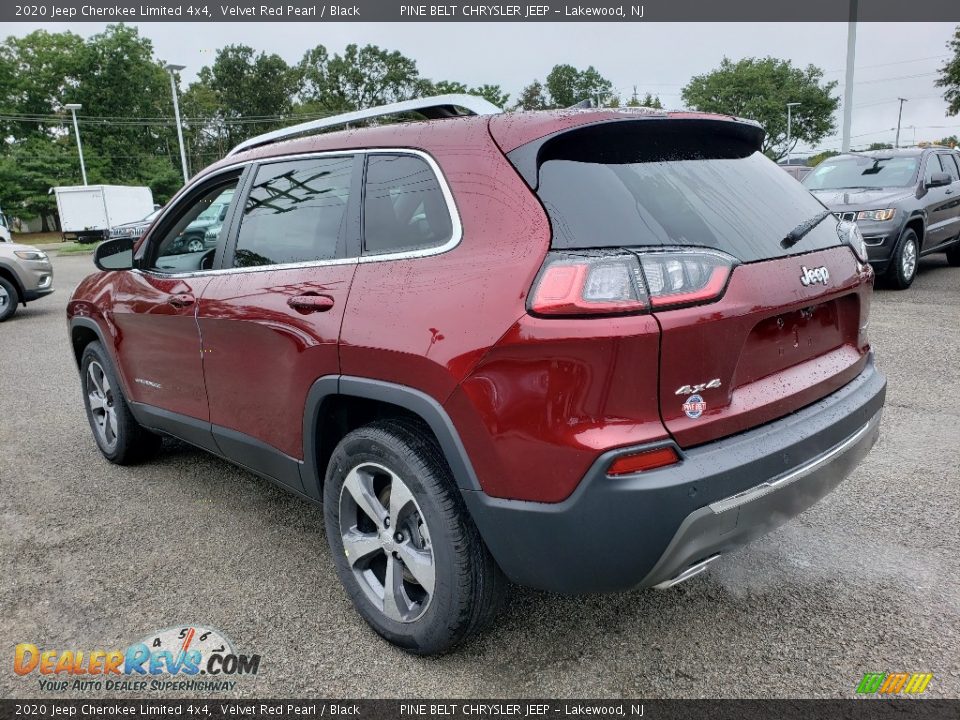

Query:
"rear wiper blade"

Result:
[[781, 210, 835, 249]]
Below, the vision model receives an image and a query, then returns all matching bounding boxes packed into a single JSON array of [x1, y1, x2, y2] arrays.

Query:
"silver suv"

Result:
[[0, 242, 54, 321]]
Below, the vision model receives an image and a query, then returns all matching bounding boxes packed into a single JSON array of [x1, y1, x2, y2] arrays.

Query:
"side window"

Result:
[[233, 156, 355, 268], [938, 153, 960, 182], [148, 179, 239, 273], [923, 154, 943, 184], [363, 154, 454, 255]]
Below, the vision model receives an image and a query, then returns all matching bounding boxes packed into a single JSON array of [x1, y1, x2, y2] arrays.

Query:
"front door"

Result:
[[112, 172, 244, 449], [196, 154, 360, 491]]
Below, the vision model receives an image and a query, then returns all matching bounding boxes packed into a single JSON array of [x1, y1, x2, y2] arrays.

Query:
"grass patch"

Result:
[[11, 232, 99, 255], [55, 242, 99, 255]]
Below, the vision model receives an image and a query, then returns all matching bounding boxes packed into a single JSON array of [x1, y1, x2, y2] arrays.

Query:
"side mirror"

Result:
[[94, 237, 135, 271], [926, 171, 952, 188]]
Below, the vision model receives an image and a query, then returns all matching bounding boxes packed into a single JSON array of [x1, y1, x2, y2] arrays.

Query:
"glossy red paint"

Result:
[[653, 246, 873, 448], [339, 119, 549, 402], [449, 312, 666, 502], [70, 108, 879, 507], [197, 264, 357, 459]]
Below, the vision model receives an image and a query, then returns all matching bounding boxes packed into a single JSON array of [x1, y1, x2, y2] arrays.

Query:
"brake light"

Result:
[[529, 248, 736, 317], [529, 252, 648, 316], [607, 446, 680, 476], [639, 249, 736, 310]]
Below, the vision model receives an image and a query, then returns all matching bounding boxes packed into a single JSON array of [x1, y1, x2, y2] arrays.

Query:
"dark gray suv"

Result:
[[804, 147, 960, 288]]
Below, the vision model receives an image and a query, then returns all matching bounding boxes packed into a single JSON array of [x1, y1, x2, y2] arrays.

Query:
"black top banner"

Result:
[[4, 0, 960, 22]]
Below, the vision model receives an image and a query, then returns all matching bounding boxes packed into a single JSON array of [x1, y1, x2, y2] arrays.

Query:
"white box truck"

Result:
[[53, 185, 154, 243]]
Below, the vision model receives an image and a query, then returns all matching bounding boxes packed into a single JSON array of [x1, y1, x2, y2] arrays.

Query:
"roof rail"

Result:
[[227, 94, 503, 156]]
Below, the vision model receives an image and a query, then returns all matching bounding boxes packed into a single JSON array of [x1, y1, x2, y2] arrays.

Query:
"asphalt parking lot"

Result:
[[2, 251, 958, 699]]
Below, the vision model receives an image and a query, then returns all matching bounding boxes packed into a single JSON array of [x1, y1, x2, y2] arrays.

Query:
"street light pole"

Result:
[[786, 102, 801, 164], [841, 0, 858, 152], [165, 63, 190, 183], [895, 97, 908, 148], [64, 103, 87, 186]]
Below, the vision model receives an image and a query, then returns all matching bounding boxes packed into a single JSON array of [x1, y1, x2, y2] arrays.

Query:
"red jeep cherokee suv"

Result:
[[68, 96, 886, 654]]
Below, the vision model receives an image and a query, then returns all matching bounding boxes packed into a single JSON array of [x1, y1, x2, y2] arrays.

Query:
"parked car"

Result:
[[68, 97, 886, 654], [54, 184, 155, 243], [803, 147, 960, 288], [0, 207, 11, 242], [171, 190, 234, 254], [109, 208, 162, 241], [0, 241, 54, 321]]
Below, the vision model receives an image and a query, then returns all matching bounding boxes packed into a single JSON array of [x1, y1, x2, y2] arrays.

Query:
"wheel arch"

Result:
[[904, 214, 924, 245], [0, 262, 26, 300], [300, 376, 482, 501]]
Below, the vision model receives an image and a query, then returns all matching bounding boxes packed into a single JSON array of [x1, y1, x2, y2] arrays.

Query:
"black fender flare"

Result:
[[299, 375, 482, 500]]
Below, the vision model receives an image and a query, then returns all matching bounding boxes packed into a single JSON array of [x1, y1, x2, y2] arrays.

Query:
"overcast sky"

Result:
[[9, 21, 959, 152]]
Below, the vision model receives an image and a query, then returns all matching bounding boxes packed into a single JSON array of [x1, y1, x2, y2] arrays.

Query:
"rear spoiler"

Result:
[[506, 117, 766, 190]]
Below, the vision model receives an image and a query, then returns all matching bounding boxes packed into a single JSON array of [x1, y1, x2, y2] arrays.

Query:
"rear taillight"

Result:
[[529, 248, 736, 317]]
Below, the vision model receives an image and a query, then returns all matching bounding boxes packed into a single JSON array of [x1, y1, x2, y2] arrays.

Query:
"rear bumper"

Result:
[[463, 353, 886, 593]]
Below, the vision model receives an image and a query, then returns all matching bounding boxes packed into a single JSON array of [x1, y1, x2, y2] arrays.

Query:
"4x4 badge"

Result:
[[675, 379, 721, 396], [800, 265, 830, 286]]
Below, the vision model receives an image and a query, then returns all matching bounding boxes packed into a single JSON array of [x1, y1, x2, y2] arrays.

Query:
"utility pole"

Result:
[[165, 63, 190, 183], [841, 0, 858, 152], [786, 102, 801, 164], [63, 104, 87, 186], [895, 98, 908, 148]]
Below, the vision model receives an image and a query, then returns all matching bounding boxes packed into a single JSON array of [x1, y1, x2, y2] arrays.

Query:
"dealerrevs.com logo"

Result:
[[14, 625, 261, 693]]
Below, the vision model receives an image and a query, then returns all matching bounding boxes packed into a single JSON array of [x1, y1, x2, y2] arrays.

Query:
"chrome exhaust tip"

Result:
[[653, 554, 721, 590]]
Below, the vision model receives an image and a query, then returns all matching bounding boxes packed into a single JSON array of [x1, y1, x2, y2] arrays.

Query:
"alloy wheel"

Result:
[[86, 361, 119, 451], [338, 462, 435, 623], [0, 285, 7, 309], [902, 238, 917, 281], [187, 239, 204, 253]]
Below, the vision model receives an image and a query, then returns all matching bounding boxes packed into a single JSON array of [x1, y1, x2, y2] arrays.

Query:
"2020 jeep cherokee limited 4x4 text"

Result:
[[68, 96, 886, 655]]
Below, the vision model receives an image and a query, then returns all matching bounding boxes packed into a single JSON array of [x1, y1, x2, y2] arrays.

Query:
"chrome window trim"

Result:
[[136, 148, 462, 280]]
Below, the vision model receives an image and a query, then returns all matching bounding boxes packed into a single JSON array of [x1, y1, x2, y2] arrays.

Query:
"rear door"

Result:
[[921, 154, 954, 249], [935, 152, 960, 243], [526, 118, 873, 449], [196, 154, 361, 491]]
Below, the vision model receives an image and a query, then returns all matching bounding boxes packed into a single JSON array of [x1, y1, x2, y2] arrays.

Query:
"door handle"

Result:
[[168, 293, 195, 309], [287, 294, 335, 313]]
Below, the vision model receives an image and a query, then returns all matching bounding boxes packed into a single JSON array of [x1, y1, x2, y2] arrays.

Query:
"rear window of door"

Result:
[[232, 155, 356, 268], [938, 153, 960, 182], [362, 154, 454, 256]]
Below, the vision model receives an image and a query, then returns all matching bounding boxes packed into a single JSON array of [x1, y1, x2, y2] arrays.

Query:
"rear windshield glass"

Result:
[[803, 155, 920, 190], [536, 150, 841, 262]]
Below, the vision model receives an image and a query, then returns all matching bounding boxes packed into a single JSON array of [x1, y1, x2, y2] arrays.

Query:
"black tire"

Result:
[[0, 276, 18, 322], [946, 241, 960, 267], [323, 419, 507, 655], [80, 341, 162, 465], [886, 228, 920, 290]]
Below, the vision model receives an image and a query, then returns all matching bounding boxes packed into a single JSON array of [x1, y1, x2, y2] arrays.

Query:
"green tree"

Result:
[[298, 43, 422, 114], [515, 80, 549, 110], [0, 29, 85, 139], [544, 64, 612, 107], [199, 44, 299, 149], [937, 26, 960, 116], [806, 150, 839, 167], [0, 136, 80, 229], [938, 134, 958, 148], [867, 142, 893, 150], [72, 24, 173, 185], [681, 57, 839, 160]]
